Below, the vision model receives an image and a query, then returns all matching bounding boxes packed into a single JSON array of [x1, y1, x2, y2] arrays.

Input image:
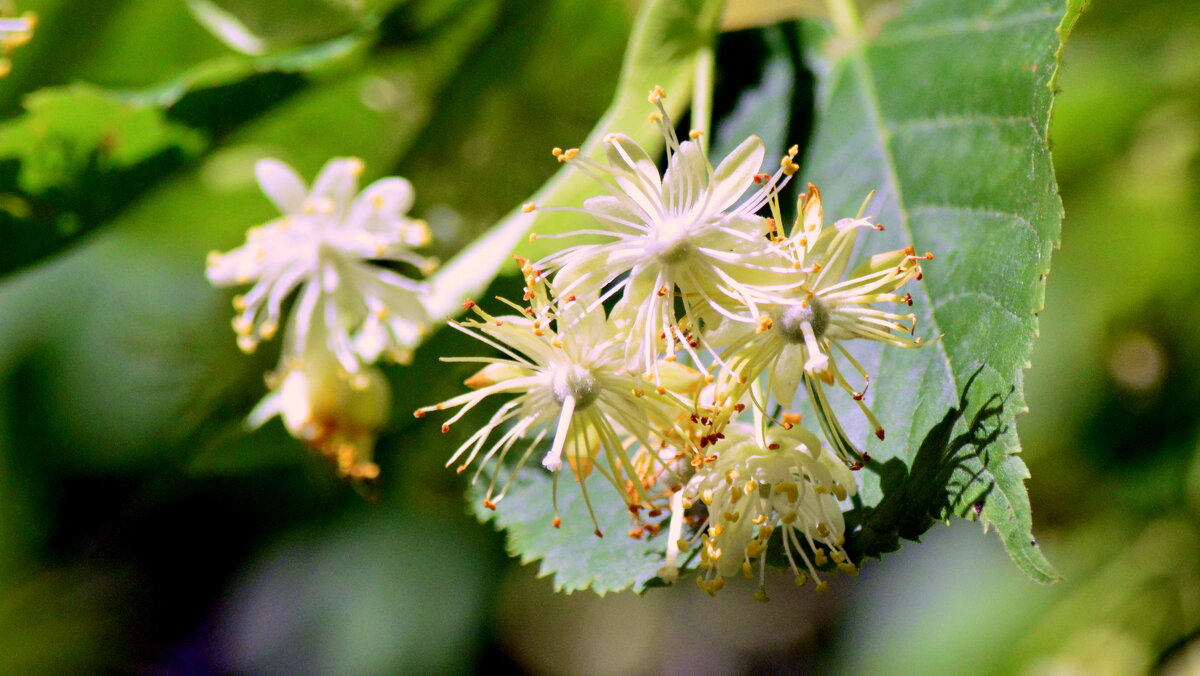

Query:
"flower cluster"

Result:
[[420, 88, 935, 596], [207, 158, 435, 479]]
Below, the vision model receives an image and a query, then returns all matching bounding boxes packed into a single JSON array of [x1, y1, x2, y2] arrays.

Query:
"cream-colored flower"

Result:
[[206, 157, 435, 371], [713, 184, 934, 466], [247, 314, 392, 481], [663, 424, 856, 598], [530, 87, 802, 381], [417, 263, 701, 533]]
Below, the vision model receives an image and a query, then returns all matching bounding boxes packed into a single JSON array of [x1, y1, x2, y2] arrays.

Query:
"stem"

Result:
[[826, 0, 861, 39], [691, 45, 715, 153]]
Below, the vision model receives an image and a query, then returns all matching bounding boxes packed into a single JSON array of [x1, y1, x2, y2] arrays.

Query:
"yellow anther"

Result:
[[830, 550, 845, 563], [232, 295, 247, 311], [742, 561, 753, 579], [708, 576, 724, 593], [815, 581, 829, 593], [815, 484, 829, 495], [551, 147, 563, 157], [708, 523, 723, 538], [522, 203, 537, 214], [752, 514, 767, 525], [795, 572, 809, 587], [744, 480, 758, 497], [746, 539, 766, 558], [236, 335, 258, 354], [701, 489, 714, 505], [258, 320, 278, 340], [631, 388, 644, 397], [814, 548, 828, 566], [648, 85, 666, 103], [757, 525, 774, 540], [773, 481, 799, 503], [839, 563, 859, 576], [648, 112, 663, 123], [724, 469, 739, 484], [232, 317, 253, 335], [689, 129, 704, 139], [347, 157, 365, 175], [756, 316, 773, 334], [754, 588, 770, 603], [781, 511, 797, 524], [676, 538, 690, 553], [816, 522, 830, 537], [832, 484, 848, 501], [721, 511, 740, 523], [788, 144, 799, 156]]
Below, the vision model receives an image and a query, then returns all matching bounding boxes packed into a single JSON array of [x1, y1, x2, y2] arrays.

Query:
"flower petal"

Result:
[[604, 133, 663, 221], [708, 135, 764, 212], [309, 157, 363, 216], [255, 158, 309, 214], [771, 343, 804, 408]]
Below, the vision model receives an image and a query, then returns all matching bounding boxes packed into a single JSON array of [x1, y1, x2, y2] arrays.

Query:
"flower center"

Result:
[[551, 364, 600, 409], [650, 218, 693, 265], [778, 298, 831, 344]]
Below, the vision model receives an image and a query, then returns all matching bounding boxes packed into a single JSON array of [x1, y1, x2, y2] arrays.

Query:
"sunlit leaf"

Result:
[[800, 0, 1089, 582]]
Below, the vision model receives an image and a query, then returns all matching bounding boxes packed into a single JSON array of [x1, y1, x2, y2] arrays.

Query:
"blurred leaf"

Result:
[[425, 0, 724, 320], [218, 506, 492, 675], [470, 465, 664, 595], [0, 85, 206, 277], [710, 26, 796, 162], [0, 85, 205, 193], [800, 0, 1089, 582], [187, 0, 365, 54]]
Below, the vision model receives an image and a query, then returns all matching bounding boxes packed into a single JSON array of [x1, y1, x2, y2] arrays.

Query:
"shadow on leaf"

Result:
[[845, 366, 1012, 561]]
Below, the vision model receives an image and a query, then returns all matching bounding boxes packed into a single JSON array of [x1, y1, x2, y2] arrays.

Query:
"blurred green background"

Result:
[[0, 0, 1196, 674]]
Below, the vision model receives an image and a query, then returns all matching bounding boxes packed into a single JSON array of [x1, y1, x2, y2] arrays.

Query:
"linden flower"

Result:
[[714, 184, 934, 466], [663, 425, 857, 599], [530, 87, 802, 379], [417, 264, 700, 533], [247, 318, 391, 480], [206, 157, 435, 371], [0, 7, 35, 77]]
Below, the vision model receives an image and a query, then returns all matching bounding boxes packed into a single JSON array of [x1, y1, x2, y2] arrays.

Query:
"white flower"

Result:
[[417, 264, 702, 533], [713, 184, 934, 466], [206, 157, 435, 372], [0, 8, 34, 77], [670, 424, 857, 598], [530, 87, 801, 380]]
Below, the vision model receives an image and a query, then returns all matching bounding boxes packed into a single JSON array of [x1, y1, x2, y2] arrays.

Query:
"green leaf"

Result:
[[187, 0, 364, 54], [470, 465, 665, 595], [0, 84, 206, 276], [424, 0, 724, 320], [801, 0, 1088, 583]]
